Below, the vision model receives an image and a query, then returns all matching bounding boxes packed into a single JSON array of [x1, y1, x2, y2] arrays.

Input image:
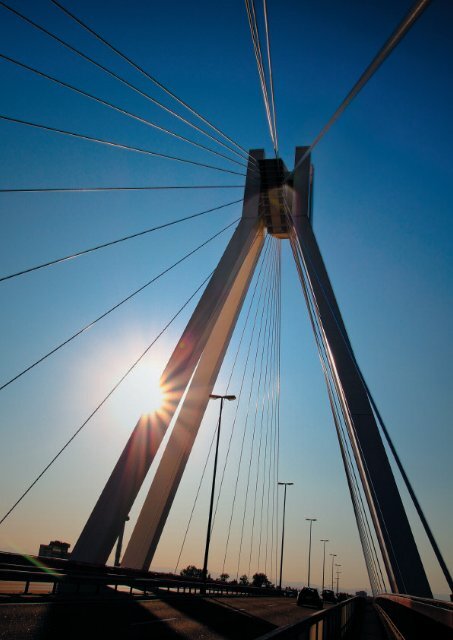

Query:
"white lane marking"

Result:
[[132, 617, 179, 626]]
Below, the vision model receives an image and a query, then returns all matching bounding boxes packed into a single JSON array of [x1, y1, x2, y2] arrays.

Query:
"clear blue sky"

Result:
[[0, 0, 451, 597]]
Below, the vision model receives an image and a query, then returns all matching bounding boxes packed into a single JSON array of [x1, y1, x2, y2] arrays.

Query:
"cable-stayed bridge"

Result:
[[0, 1, 452, 637]]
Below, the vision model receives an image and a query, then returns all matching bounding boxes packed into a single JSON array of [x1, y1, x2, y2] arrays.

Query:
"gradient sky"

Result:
[[0, 0, 452, 598]]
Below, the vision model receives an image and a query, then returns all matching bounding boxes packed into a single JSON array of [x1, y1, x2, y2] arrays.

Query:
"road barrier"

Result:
[[0, 563, 286, 599], [374, 593, 453, 639], [255, 596, 362, 639]]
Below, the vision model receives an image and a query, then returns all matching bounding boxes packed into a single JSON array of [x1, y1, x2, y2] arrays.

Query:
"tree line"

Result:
[[179, 565, 274, 588]]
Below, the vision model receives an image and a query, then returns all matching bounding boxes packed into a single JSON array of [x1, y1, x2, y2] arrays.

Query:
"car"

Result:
[[297, 587, 324, 609], [337, 592, 352, 602], [322, 589, 337, 603]]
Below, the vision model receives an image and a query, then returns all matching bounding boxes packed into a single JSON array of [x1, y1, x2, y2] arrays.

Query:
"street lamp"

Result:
[[336, 569, 342, 595], [305, 518, 317, 587], [330, 553, 337, 590], [201, 394, 236, 583], [278, 481, 294, 589], [335, 564, 342, 595], [320, 539, 329, 592]]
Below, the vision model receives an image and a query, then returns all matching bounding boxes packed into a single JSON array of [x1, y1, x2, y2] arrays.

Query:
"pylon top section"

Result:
[[254, 147, 313, 239], [258, 156, 290, 238]]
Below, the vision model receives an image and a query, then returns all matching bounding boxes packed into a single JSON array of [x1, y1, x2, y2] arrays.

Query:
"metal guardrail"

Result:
[[0, 565, 286, 598], [255, 596, 363, 639], [374, 594, 453, 640]]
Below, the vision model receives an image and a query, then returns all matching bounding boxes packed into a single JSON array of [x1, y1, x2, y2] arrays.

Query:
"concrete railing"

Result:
[[374, 593, 453, 640], [0, 565, 285, 598]]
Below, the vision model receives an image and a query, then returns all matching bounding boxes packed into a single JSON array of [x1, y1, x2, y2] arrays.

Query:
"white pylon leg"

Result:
[[122, 223, 264, 568], [71, 413, 166, 564], [291, 146, 432, 598], [72, 150, 265, 566]]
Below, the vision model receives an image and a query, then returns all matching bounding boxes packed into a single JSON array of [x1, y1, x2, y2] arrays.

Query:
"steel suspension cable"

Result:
[[0, 271, 214, 527], [248, 243, 278, 575], [265, 240, 280, 578], [330, 385, 382, 594], [173, 421, 218, 575], [50, 0, 256, 165], [288, 203, 452, 591], [249, 0, 275, 145], [243, 241, 278, 578], [262, 0, 278, 154], [274, 240, 282, 586], [266, 241, 279, 581], [329, 379, 387, 593], [330, 387, 387, 592], [249, 0, 273, 123], [259, 240, 280, 573], [263, 316, 276, 577], [245, 0, 273, 138], [258, 240, 279, 573], [244, 0, 276, 152], [0, 53, 247, 170], [325, 320, 385, 593], [313, 282, 386, 593], [289, 226, 409, 591], [0, 115, 246, 177], [324, 330, 407, 592], [173, 237, 272, 573], [0, 1, 255, 169], [218, 239, 275, 574], [227, 247, 276, 580], [251, 0, 279, 156], [289, 0, 432, 179], [256, 336, 274, 575], [0, 199, 242, 283], [0, 218, 239, 393], [210, 239, 274, 531], [365, 387, 453, 593], [322, 358, 381, 594], [289, 232, 387, 592], [274, 240, 282, 585], [0, 185, 244, 194], [288, 235, 376, 589]]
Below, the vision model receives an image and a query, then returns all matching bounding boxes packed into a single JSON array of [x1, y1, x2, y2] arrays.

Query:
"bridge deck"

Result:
[[0, 596, 324, 639], [356, 601, 387, 640]]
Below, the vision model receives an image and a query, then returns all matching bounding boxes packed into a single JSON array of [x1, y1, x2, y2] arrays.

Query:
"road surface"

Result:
[[0, 595, 321, 639]]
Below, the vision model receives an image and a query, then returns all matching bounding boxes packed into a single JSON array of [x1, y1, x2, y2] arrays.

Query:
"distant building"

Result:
[[38, 540, 71, 559], [356, 590, 367, 597]]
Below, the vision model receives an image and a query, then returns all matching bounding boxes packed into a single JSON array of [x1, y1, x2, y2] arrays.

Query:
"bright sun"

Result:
[[122, 361, 166, 418], [107, 357, 168, 427], [144, 363, 165, 414]]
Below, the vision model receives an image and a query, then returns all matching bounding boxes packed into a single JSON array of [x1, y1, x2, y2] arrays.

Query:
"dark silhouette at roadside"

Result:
[[252, 573, 273, 588], [179, 565, 207, 579]]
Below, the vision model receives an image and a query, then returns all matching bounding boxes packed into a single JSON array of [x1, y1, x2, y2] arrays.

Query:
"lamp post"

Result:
[[335, 563, 341, 595], [201, 394, 236, 583], [335, 564, 342, 595], [278, 481, 294, 589], [320, 539, 329, 593], [305, 518, 317, 587], [330, 553, 337, 590]]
